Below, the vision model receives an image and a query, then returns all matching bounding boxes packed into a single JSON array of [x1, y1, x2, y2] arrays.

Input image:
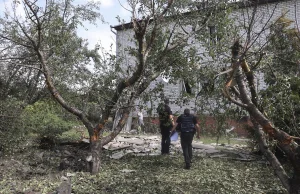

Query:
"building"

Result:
[[111, 0, 300, 133]]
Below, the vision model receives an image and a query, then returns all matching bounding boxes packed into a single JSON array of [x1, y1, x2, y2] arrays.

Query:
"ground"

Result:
[[0, 133, 288, 194]]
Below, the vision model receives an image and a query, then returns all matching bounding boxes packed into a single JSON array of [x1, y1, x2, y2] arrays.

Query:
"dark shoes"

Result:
[[184, 163, 191, 170]]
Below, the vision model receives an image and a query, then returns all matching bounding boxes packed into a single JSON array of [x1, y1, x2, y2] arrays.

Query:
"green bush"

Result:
[[22, 100, 74, 140], [0, 98, 25, 153]]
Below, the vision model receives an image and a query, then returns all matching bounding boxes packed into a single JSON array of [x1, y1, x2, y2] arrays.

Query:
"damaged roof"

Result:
[[111, 0, 289, 31]]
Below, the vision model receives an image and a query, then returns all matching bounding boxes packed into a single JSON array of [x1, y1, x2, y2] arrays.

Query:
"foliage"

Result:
[[261, 16, 300, 137], [22, 100, 75, 140], [70, 155, 286, 194], [220, 11, 300, 189], [194, 66, 243, 141], [261, 78, 300, 137], [133, 0, 237, 118], [60, 125, 89, 142], [0, 65, 46, 104], [0, 0, 115, 147], [0, 0, 104, 104], [0, 98, 25, 153], [0, 146, 287, 193]]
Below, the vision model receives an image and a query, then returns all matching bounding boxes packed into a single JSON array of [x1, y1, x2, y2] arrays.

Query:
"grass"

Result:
[[198, 135, 249, 145], [59, 126, 88, 141], [59, 127, 112, 142]]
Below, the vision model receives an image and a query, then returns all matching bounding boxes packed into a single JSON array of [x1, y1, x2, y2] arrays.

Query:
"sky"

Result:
[[0, 0, 132, 52], [77, 0, 131, 52]]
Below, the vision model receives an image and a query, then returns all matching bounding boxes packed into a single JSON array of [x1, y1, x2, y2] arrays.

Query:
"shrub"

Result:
[[0, 99, 25, 153], [22, 100, 74, 141]]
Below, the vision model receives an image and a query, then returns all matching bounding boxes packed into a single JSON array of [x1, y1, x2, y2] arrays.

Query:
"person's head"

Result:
[[184, 108, 190, 115], [164, 98, 169, 105]]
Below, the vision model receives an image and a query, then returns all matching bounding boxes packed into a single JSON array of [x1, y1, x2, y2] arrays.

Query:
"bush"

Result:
[[22, 100, 74, 141], [0, 99, 26, 153]]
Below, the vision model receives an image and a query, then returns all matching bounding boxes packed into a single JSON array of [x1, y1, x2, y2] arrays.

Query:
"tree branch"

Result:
[[37, 49, 94, 134], [159, 0, 173, 18]]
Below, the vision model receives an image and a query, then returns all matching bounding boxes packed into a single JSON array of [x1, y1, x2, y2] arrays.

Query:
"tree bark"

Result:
[[290, 173, 300, 194], [251, 119, 290, 191], [87, 138, 102, 174]]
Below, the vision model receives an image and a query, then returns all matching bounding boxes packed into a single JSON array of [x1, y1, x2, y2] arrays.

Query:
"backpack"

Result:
[[179, 114, 195, 133], [157, 103, 172, 127], [156, 103, 165, 117]]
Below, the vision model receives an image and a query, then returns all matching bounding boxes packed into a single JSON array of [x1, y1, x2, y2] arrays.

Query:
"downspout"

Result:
[[110, 25, 117, 35]]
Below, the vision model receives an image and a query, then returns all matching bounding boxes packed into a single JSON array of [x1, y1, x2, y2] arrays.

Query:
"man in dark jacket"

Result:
[[157, 98, 174, 155], [172, 108, 200, 169]]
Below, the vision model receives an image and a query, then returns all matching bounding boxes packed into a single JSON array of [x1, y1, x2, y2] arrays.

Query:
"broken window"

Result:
[[195, 0, 209, 10], [181, 79, 192, 95], [209, 25, 218, 45]]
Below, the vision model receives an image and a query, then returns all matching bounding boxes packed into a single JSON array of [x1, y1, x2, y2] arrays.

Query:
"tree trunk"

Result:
[[86, 138, 102, 174], [290, 173, 300, 194], [252, 119, 291, 191], [86, 107, 131, 173], [290, 146, 300, 194]]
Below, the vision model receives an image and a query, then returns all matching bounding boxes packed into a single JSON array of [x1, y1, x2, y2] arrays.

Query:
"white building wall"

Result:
[[114, 0, 300, 119], [233, 0, 300, 90]]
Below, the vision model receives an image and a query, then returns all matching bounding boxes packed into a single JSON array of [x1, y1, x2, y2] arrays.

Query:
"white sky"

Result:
[[77, 0, 131, 52], [0, 0, 131, 52]]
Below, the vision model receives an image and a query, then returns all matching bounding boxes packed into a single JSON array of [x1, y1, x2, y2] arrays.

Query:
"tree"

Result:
[[225, 40, 300, 194], [220, 1, 300, 192], [0, 0, 233, 174], [261, 16, 300, 138], [119, 0, 234, 114], [0, 0, 106, 173], [89, 0, 232, 172], [91, 0, 233, 172], [0, 0, 183, 173]]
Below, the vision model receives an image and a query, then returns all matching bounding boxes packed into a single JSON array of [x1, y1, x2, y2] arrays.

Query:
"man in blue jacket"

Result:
[[172, 108, 200, 169]]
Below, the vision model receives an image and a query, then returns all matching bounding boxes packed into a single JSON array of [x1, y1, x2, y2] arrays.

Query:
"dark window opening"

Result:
[[184, 80, 192, 95], [195, 0, 209, 10], [182, 80, 193, 95], [209, 25, 217, 45]]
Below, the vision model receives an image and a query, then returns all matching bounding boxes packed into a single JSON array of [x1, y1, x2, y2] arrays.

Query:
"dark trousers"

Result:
[[160, 127, 171, 154], [180, 132, 195, 166]]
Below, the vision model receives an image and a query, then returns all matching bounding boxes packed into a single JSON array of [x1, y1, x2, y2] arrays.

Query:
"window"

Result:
[[195, 0, 209, 10], [209, 25, 218, 45], [181, 79, 192, 95]]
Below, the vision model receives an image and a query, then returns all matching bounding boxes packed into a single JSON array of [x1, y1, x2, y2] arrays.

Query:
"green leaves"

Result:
[[22, 100, 74, 139], [70, 154, 286, 193], [260, 16, 300, 137]]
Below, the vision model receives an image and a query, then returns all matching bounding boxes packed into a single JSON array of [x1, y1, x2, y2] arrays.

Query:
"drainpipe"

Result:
[[110, 25, 117, 35]]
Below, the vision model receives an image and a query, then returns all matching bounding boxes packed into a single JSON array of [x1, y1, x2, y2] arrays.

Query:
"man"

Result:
[[137, 109, 144, 134], [157, 98, 174, 155], [172, 108, 200, 169]]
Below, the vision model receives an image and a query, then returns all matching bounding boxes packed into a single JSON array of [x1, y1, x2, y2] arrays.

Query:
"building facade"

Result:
[[112, 0, 300, 133]]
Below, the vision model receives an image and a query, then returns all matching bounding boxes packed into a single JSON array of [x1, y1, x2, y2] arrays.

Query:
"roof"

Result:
[[111, 0, 289, 31]]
